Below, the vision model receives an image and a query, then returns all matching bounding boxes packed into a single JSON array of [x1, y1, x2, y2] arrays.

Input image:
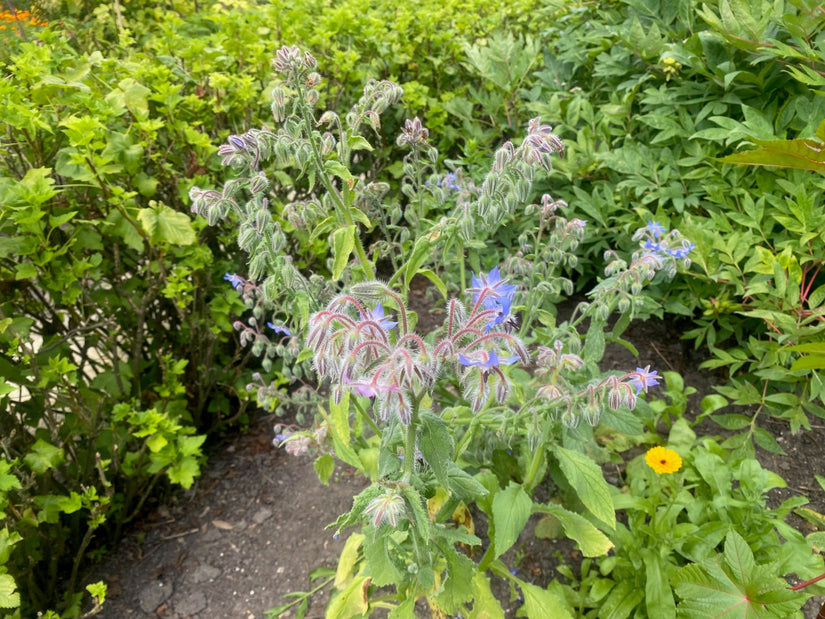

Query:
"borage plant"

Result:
[[191, 46, 695, 617]]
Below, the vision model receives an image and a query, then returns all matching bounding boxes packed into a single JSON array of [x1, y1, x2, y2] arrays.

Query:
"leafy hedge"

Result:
[[0, 0, 544, 614]]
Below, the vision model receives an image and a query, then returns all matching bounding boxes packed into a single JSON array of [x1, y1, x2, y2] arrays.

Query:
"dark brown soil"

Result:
[[86, 307, 825, 618]]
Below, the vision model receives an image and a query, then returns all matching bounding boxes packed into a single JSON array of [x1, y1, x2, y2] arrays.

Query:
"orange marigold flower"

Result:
[[645, 446, 682, 474]]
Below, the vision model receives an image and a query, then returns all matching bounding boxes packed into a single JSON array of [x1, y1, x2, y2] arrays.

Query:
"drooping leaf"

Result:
[[327, 575, 370, 619], [535, 503, 614, 557], [334, 532, 365, 589]]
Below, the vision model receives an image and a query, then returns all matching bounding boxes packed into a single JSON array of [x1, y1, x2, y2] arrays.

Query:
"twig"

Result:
[[160, 528, 200, 541], [650, 341, 676, 372]]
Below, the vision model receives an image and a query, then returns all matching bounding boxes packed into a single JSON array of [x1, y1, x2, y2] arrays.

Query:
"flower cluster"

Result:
[[396, 116, 429, 146], [459, 117, 565, 242], [635, 221, 695, 263], [307, 272, 528, 422], [534, 341, 660, 427], [307, 290, 433, 424], [588, 222, 694, 317], [0, 9, 47, 32]]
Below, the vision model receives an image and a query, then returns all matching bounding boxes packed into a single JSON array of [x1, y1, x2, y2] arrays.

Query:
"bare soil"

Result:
[[87, 303, 825, 618]]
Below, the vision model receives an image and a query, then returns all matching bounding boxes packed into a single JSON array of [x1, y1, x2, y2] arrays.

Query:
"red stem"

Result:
[[790, 571, 825, 591]]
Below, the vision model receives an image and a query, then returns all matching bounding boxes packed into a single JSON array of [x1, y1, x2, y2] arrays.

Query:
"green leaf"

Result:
[[491, 482, 531, 558], [362, 529, 403, 586], [0, 574, 20, 609], [642, 548, 676, 619], [331, 225, 356, 280], [673, 531, 804, 618], [324, 160, 354, 183], [434, 548, 474, 613], [334, 532, 365, 589], [719, 138, 825, 174], [535, 503, 613, 557], [753, 426, 786, 455], [446, 463, 489, 501], [582, 319, 606, 361], [146, 433, 168, 453], [555, 447, 615, 529], [469, 572, 504, 619], [348, 135, 373, 152], [790, 355, 825, 371], [712, 413, 751, 430], [0, 461, 21, 493], [329, 391, 351, 447], [137, 203, 196, 245], [49, 210, 77, 227], [86, 581, 107, 604], [314, 454, 335, 485], [327, 575, 370, 619], [15, 262, 37, 280], [0, 528, 22, 564], [515, 580, 573, 619], [167, 456, 200, 489], [105, 77, 151, 120], [179, 434, 206, 458], [418, 411, 453, 489], [403, 236, 432, 293], [24, 439, 65, 474]]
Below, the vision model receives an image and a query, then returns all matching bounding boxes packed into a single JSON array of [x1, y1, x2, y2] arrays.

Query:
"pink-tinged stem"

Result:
[[790, 571, 825, 591]]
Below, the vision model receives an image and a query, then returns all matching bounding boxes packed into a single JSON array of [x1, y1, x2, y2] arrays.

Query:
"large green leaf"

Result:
[[434, 548, 474, 613], [535, 503, 613, 557], [491, 482, 531, 558], [418, 411, 453, 489], [137, 203, 196, 245], [555, 447, 615, 529], [673, 531, 805, 618], [469, 572, 504, 619], [515, 580, 573, 619], [719, 138, 825, 173]]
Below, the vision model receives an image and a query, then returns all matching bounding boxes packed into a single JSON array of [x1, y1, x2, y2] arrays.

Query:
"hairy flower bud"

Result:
[[303, 51, 317, 69], [249, 172, 269, 195]]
